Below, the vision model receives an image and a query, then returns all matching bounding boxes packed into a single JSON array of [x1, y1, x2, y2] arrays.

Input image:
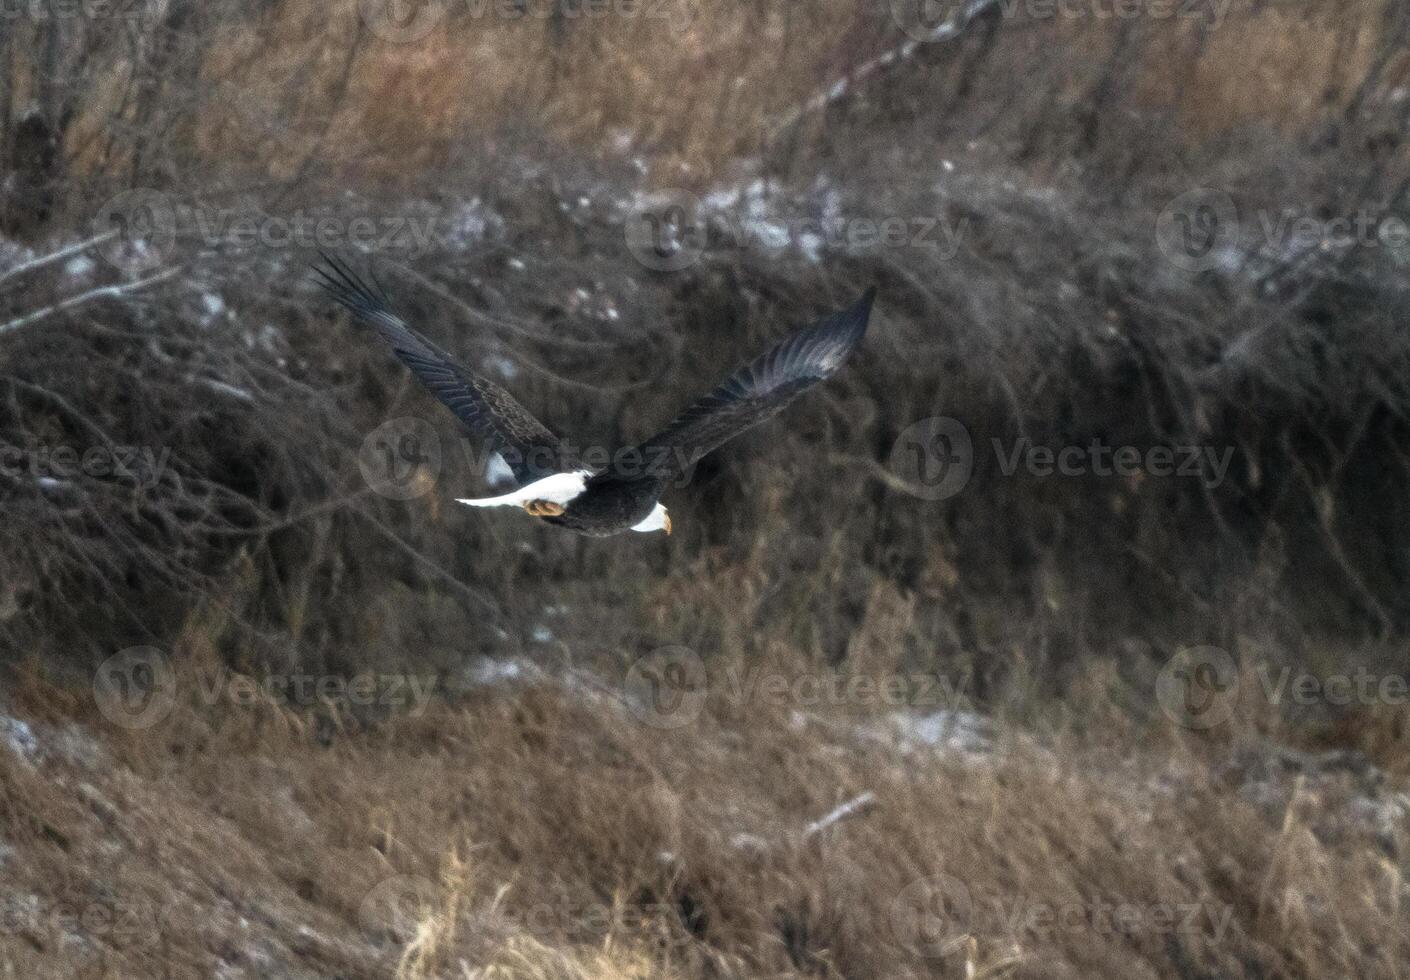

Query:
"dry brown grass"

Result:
[[2, 627, 1407, 979], [36, 0, 1406, 187]]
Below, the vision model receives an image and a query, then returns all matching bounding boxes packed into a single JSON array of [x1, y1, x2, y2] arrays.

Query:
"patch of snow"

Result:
[[444, 197, 503, 248], [50, 724, 104, 770], [867, 709, 995, 757], [460, 657, 540, 689], [531, 625, 554, 643], [483, 355, 518, 380], [64, 255, 96, 280], [200, 292, 226, 324], [0, 235, 36, 269], [896, 710, 994, 752], [1213, 244, 1247, 275], [610, 128, 635, 153], [704, 185, 743, 211], [257, 324, 284, 353], [1, 715, 39, 763]]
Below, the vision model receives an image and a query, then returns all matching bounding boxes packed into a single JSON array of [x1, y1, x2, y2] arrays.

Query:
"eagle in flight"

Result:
[[314, 255, 875, 537]]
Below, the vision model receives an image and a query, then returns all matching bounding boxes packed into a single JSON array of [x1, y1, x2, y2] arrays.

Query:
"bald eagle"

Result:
[[314, 255, 875, 537]]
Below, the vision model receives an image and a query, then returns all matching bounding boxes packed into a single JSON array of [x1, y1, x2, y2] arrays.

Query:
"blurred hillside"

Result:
[[3, 1, 1410, 977]]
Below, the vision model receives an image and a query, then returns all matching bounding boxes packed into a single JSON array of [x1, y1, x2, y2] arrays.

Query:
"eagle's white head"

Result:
[[631, 502, 672, 535]]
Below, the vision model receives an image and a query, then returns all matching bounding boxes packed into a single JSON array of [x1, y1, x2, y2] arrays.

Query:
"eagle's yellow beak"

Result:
[[664, 513, 672, 536]]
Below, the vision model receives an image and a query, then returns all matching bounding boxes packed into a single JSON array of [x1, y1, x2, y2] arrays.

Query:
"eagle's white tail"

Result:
[[455, 470, 590, 509]]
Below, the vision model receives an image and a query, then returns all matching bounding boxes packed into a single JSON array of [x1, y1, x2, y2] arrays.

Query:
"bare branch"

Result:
[[0, 266, 178, 339], [0, 228, 118, 289]]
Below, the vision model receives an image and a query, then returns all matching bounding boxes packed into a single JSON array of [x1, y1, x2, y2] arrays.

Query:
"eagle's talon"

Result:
[[524, 500, 565, 517]]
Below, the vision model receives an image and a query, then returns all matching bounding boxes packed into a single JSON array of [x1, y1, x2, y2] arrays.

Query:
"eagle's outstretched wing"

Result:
[[631, 287, 875, 483], [313, 254, 567, 484]]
